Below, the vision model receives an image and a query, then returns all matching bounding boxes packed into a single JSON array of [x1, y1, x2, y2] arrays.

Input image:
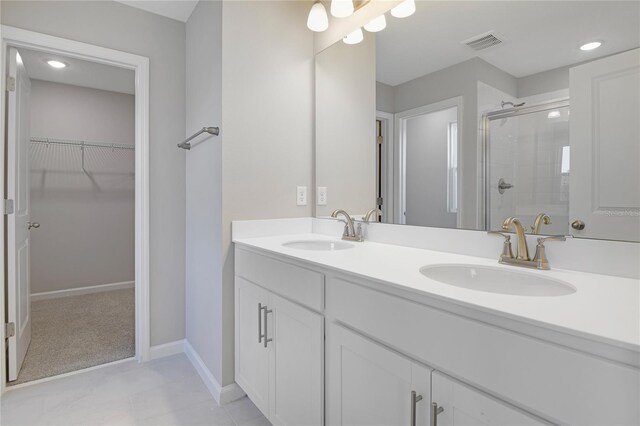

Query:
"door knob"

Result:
[[571, 220, 585, 230], [27, 222, 40, 230]]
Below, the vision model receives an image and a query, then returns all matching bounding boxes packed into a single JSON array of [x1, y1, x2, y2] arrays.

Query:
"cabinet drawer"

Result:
[[326, 277, 640, 425], [235, 247, 324, 312]]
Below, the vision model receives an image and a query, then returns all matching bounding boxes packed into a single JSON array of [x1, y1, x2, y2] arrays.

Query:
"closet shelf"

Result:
[[30, 137, 134, 151]]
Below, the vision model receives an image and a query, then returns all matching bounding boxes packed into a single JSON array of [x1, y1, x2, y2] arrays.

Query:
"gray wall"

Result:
[[29, 80, 135, 294], [185, 0, 223, 387], [221, 0, 314, 386], [316, 33, 376, 217], [2, 0, 187, 346]]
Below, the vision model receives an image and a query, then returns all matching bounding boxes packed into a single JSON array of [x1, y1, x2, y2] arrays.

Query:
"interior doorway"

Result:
[[1, 26, 150, 390]]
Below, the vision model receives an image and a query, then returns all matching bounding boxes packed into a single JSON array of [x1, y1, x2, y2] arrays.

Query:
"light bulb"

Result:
[[390, 0, 415, 18], [307, 1, 329, 32], [331, 0, 354, 18], [364, 14, 386, 32], [343, 28, 364, 45]]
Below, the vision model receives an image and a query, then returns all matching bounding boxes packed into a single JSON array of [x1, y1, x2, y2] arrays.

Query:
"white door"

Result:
[[269, 294, 323, 426], [6, 47, 32, 382], [326, 323, 431, 426], [569, 48, 640, 241], [431, 372, 545, 426], [235, 277, 270, 416]]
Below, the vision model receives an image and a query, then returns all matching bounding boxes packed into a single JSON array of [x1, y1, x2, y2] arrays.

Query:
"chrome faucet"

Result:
[[489, 216, 566, 270], [330, 209, 363, 242], [531, 213, 551, 234]]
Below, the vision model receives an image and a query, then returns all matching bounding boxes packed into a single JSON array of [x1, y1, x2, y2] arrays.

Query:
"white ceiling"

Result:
[[18, 48, 135, 95], [377, 1, 640, 86], [114, 0, 198, 22]]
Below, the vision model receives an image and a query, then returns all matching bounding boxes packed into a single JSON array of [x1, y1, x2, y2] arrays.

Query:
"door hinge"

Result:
[[6, 76, 16, 92], [3, 199, 14, 215], [5, 322, 15, 338], [377, 197, 383, 206], [377, 135, 383, 145]]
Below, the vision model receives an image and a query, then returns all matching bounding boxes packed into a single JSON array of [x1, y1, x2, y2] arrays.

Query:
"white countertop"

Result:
[[234, 233, 640, 354]]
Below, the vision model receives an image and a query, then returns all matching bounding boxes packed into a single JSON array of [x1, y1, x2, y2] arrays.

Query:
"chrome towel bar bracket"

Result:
[[178, 126, 219, 150]]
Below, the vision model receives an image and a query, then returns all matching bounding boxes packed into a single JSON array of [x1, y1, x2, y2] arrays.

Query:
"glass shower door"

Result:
[[486, 103, 570, 235]]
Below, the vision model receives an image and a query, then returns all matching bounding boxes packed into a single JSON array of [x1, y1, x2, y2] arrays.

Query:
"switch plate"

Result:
[[296, 186, 307, 206], [317, 187, 327, 205]]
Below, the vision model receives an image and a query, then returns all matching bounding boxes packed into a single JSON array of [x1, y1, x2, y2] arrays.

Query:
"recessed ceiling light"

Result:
[[47, 60, 67, 69], [548, 110, 561, 119], [579, 41, 602, 51]]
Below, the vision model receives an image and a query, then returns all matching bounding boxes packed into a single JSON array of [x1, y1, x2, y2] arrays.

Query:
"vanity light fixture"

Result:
[[364, 14, 386, 32], [331, 0, 354, 18], [47, 60, 67, 69], [343, 27, 364, 45], [307, 1, 329, 32], [390, 0, 416, 18], [579, 41, 602, 51], [547, 110, 561, 119]]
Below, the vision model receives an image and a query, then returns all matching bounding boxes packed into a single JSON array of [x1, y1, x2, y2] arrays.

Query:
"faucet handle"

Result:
[[532, 235, 566, 269], [487, 231, 514, 259]]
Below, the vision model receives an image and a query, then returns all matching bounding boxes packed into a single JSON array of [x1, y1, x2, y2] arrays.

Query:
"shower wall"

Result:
[[29, 80, 135, 295]]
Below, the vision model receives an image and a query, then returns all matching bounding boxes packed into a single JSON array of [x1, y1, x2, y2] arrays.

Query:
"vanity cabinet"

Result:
[[235, 249, 324, 426], [431, 373, 544, 426], [327, 323, 432, 426]]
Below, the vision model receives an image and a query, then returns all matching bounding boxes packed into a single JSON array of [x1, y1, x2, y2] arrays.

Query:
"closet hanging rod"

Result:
[[178, 126, 219, 150], [30, 137, 135, 150]]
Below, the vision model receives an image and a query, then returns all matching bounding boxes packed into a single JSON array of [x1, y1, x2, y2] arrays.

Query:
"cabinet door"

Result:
[[268, 294, 324, 426], [235, 277, 271, 416], [431, 372, 546, 425], [569, 48, 640, 241], [327, 323, 431, 426]]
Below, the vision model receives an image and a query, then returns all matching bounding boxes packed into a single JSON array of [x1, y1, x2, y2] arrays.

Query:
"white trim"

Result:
[[30, 281, 135, 302], [0, 26, 151, 393], [149, 339, 185, 361], [184, 340, 246, 405], [394, 97, 464, 226], [376, 111, 394, 223]]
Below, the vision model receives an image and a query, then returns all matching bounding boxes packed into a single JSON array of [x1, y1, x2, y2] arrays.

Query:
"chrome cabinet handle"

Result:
[[27, 222, 40, 229], [258, 303, 265, 343], [431, 402, 444, 426], [410, 391, 423, 426], [263, 306, 273, 348]]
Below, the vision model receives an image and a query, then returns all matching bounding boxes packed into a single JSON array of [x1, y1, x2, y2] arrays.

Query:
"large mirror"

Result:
[[315, 1, 640, 241]]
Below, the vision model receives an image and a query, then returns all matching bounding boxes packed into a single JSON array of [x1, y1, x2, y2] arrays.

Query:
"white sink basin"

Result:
[[282, 240, 355, 251], [420, 264, 576, 297]]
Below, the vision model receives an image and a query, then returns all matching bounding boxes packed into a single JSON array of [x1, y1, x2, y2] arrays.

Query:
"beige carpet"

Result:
[[10, 288, 135, 385]]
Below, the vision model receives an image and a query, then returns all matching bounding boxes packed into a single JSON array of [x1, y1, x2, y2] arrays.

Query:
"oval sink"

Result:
[[420, 264, 576, 297], [282, 240, 355, 251]]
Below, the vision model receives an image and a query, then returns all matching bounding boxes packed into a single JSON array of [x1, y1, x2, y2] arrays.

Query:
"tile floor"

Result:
[[1, 354, 270, 426]]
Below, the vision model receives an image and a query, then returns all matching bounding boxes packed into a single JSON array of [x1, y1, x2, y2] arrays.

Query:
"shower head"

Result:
[[501, 100, 525, 109]]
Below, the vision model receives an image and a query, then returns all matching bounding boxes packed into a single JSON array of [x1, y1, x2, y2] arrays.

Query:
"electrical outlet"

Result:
[[317, 187, 327, 205], [296, 186, 307, 206]]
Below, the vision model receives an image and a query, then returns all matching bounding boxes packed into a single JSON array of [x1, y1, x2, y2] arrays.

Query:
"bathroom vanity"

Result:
[[234, 219, 639, 426]]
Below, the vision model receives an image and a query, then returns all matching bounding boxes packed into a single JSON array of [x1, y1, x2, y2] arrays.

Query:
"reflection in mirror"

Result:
[[314, 1, 640, 241]]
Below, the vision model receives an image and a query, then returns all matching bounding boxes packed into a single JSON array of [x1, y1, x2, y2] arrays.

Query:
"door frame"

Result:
[[376, 111, 394, 223], [0, 26, 150, 392], [394, 96, 463, 226]]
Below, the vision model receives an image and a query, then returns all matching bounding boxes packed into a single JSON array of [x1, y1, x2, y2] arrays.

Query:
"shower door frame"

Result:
[[0, 26, 151, 392], [482, 98, 570, 231]]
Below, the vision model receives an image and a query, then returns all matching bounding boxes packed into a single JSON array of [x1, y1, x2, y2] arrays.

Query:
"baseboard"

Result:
[[149, 339, 185, 360], [184, 340, 245, 405], [30, 281, 135, 302]]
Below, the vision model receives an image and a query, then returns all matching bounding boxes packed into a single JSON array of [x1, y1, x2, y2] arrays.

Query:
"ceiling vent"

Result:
[[462, 32, 504, 51]]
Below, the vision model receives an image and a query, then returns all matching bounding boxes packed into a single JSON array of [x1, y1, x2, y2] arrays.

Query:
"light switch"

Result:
[[317, 187, 327, 205], [297, 186, 307, 206]]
